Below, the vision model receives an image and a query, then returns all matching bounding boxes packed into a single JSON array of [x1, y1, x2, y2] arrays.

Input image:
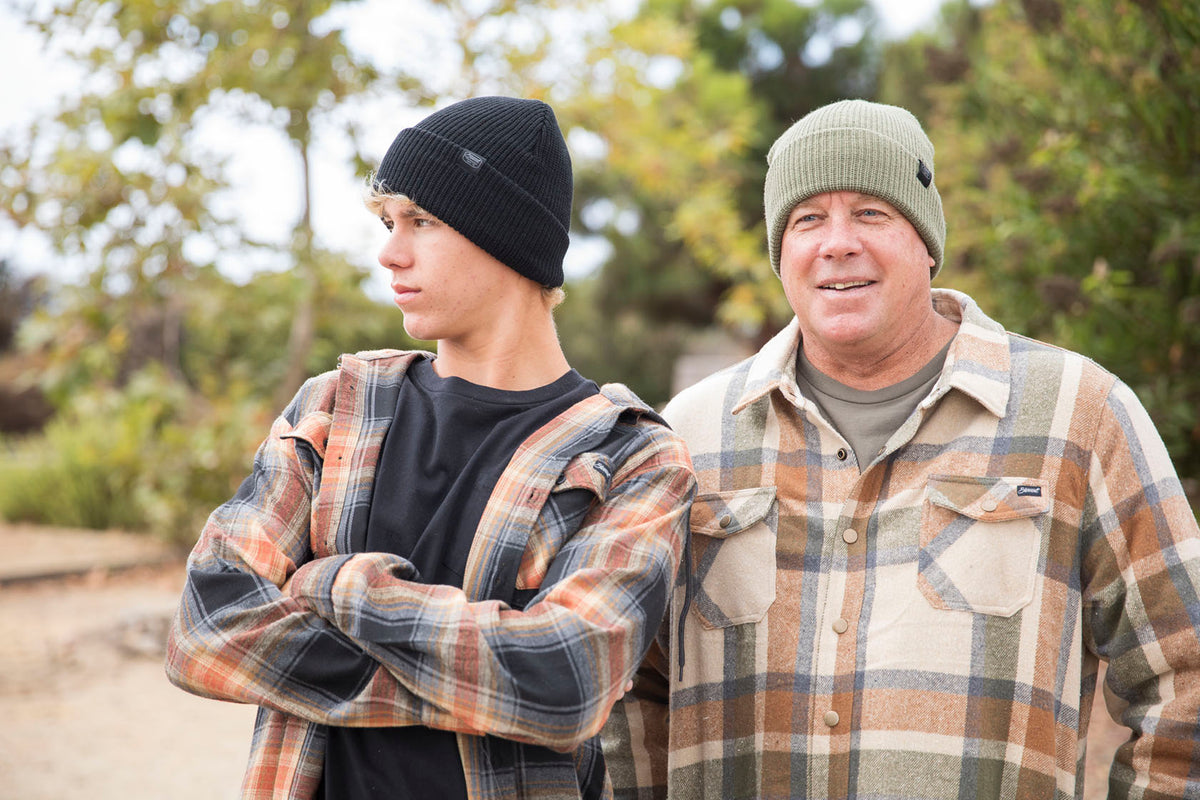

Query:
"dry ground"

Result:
[[0, 560, 256, 799], [0, 526, 1127, 799]]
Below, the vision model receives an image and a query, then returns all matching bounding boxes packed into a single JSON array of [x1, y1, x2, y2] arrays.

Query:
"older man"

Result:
[[603, 99, 1200, 799]]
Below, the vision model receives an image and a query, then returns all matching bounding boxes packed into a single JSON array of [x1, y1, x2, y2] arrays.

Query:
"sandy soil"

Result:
[[0, 563, 256, 799], [0, 534, 1128, 800]]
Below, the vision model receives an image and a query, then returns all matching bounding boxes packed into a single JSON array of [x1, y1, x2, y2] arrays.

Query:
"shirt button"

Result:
[[824, 710, 840, 727], [836, 448, 848, 461], [842, 529, 859, 544], [718, 514, 733, 528], [832, 618, 848, 634], [981, 498, 998, 512]]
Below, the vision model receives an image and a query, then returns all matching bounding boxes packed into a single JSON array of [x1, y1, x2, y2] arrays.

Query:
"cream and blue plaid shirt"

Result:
[[166, 350, 694, 799], [604, 290, 1200, 799]]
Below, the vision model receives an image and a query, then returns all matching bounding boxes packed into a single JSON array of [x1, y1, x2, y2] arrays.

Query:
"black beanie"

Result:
[[372, 96, 573, 288]]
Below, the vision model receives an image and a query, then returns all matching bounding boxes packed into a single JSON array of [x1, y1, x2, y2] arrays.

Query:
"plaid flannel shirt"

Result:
[[165, 350, 694, 799], [603, 290, 1200, 800]]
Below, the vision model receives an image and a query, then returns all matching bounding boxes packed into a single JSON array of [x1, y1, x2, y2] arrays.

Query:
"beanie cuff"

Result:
[[375, 126, 570, 287]]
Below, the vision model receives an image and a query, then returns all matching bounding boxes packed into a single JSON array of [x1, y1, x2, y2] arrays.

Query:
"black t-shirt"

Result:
[[319, 357, 599, 800]]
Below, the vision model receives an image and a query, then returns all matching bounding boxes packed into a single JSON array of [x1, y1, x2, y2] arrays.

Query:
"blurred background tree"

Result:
[[0, 0, 1195, 541], [877, 0, 1200, 495]]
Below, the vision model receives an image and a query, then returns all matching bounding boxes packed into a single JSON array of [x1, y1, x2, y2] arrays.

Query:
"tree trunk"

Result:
[[275, 140, 317, 411]]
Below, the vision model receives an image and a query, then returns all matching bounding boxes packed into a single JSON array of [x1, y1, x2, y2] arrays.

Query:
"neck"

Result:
[[433, 309, 570, 391], [803, 312, 958, 391]]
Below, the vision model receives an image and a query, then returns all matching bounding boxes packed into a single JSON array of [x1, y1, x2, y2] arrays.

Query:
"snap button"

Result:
[[842, 529, 858, 544], [980, 498, 998, 512], [555, 474, 566, 485], [836, 448, 848, 461], [718, 514, 733, 529], [824, 710, 840, 727], [832, 618, 848, 634]]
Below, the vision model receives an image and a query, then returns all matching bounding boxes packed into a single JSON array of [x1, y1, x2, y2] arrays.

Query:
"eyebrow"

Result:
[[398, 203, 434, 219]]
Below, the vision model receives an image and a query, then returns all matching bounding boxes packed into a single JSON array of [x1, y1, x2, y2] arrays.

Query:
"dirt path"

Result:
[[0, 527, 1128, 799], [0, 562, 256, 799]]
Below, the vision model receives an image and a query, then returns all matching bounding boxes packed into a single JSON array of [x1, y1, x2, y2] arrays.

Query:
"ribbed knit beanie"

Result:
[[764, 99, 945, 277], [373, 96, 573, 288]]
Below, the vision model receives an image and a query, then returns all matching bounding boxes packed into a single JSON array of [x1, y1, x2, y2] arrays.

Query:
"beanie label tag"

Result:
[[917, 160, 932, 188], [461, 149, 484, 171]]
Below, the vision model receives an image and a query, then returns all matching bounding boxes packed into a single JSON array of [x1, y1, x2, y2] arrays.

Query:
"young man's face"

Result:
[[778, 190, 937, 369], [376, 196, 528, 346]]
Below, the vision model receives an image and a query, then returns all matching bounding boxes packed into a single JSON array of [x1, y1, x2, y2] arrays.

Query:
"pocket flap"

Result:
[[551, 452, 611, 499], [279, 410, 333, 460], [692, 487, 777, 538], [927, 475, 1049, 521]]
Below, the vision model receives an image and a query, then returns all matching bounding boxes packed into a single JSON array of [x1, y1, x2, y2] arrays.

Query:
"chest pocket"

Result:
[[919, 475, 1049, 617], [690, 487, 777, 629]]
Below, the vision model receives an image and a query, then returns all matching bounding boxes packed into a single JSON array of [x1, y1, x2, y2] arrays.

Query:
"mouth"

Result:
[[392, 285, 419, 304], [819, 280, 875, 291]]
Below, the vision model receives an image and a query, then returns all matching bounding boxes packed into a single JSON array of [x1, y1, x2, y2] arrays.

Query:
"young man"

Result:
[[603, 99, 1200, 799], [166, 95, 695, 800]]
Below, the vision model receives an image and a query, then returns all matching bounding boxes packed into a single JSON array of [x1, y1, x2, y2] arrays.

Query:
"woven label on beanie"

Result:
[[918, 160, 932, 188], [461, 150, 484, 171]]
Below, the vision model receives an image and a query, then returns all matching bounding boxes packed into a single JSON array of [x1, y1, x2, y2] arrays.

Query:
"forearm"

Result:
[[289, 461, 692, 750], [165, 392, 427, 728], [166, 547, 434, 727]]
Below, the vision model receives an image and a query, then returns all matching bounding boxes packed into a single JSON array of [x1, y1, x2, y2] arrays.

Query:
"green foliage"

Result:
[[0, 366, 269, 543], [556, 278, 687, 407], [562, 0, 882, 350], [880, 0, 1200, 491], [9, 0, 1195, 535]]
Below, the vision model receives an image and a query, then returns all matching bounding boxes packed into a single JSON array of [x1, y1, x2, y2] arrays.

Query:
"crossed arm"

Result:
[[165, 404, 693, 752]]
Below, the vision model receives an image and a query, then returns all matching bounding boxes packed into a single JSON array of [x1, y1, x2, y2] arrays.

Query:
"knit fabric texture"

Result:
[[373, 96, 573, 288], [764, 99, 946, 277]]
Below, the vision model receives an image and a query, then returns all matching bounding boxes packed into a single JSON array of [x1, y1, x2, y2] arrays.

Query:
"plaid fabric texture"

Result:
[[165, 350, 695, 799], [603, 290, 1200, 800]]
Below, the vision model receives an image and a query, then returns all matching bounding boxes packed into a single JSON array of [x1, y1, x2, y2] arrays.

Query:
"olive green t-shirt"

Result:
[[795, 340, 952, 469]]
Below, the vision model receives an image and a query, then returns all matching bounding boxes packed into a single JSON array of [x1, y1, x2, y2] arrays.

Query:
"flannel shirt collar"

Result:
[[732, 288, 1011, 419]]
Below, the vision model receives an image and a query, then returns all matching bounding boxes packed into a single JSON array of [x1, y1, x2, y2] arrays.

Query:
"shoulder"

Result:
[[947, 289, 1121, 406], [1005, 332, 1119, 401], [282, 349, 431, 422], [588, 383, 694, 472], [662, 355, 756, 433]]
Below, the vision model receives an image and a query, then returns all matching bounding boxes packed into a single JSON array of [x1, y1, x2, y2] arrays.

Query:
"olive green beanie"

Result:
[[764, 99, 945, 277]]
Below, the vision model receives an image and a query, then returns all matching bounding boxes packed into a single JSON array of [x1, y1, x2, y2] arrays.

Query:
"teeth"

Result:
[[825, 281, 870, 290]]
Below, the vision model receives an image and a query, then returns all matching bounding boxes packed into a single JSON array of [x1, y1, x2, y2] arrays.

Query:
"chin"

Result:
[[401, 318, 437, 342]]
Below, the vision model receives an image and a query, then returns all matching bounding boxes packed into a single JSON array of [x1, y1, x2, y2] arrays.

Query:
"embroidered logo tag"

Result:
[[1016, 485, 1042, 497], [461, 149, 484, 170]]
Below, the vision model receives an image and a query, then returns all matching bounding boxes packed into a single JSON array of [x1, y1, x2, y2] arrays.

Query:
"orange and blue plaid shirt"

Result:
[[166, 350, 694, 799], [603, 290, 1200, 799]]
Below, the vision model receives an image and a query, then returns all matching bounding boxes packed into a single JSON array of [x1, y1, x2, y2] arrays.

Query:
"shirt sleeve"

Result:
[[164, 378, 428, 728], [287, 430, 695, 753], [1081, 379, 1200, 798]]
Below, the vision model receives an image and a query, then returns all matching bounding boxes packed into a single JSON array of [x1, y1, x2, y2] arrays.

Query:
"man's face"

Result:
[[778, 190, 937, 368], [376, 196, 527, 346]]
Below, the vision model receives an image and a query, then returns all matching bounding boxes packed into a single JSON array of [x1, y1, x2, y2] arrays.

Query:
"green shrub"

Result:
[[0, 366, 269, 546]]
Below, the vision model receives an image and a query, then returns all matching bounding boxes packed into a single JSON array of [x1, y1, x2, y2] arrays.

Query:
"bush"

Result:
[[0, 366, 270, 546]]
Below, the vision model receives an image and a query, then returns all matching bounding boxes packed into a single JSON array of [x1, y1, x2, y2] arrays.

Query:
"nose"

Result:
[[378, 225, 413, 272], [818, 212, 861, 260]]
